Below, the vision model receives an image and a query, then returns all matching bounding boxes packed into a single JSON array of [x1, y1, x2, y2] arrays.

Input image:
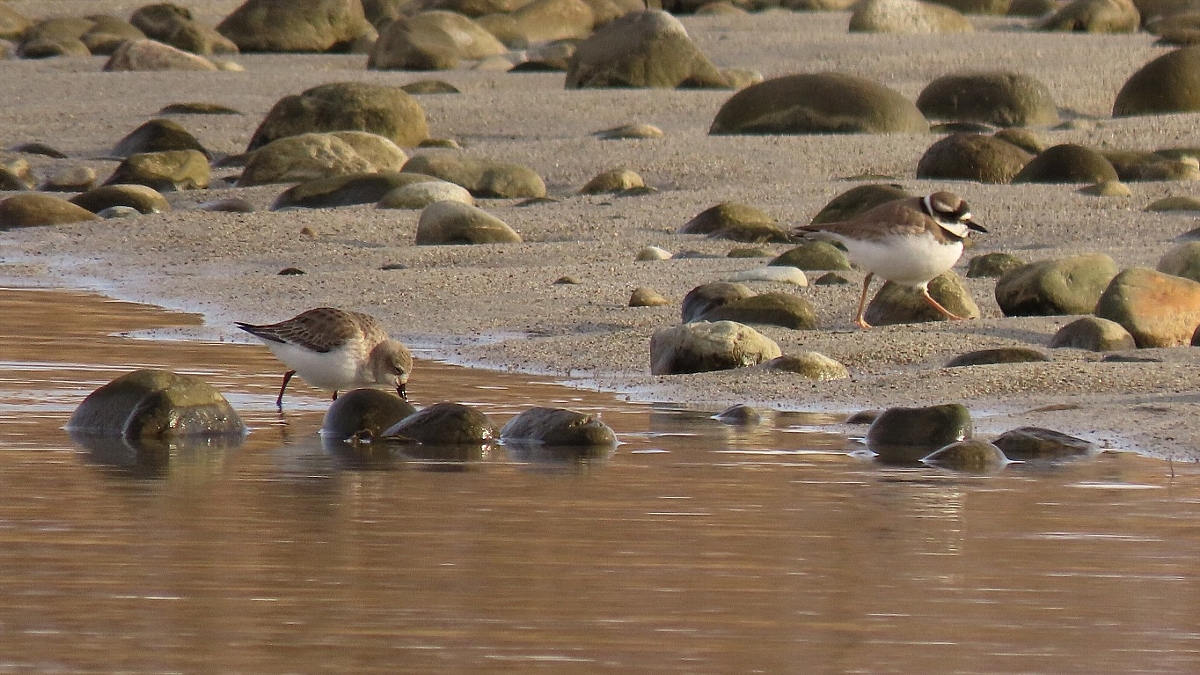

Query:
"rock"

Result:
[[39, 166, 96, 192], [565, 10, 729, 89], [636, 245, 672, 260], [328, 131, 409, 172], [994, 253, 1119, 315], [866, 403, 973, 464], [217, 0, 376, 52], [711, 72, 928, 135], [0, 194, 101, 229], [104, 149, 209, 191], [103, 38, 219, 71], [1103, 149, 1200, 181], [849, 0, 975, 33], [727, 266, 809, 285], [580, 168, 645, 193], [770, 242, 852, 270], [247, 82, 428, 152], [131, 3, 239, 55], [238, 133, 377, 186], [401, 79, 460, 95], [197, 197, 254, 212], [863, 272, 979, 325], [1094, 267, 1200, 347], [415, 201, 522, 245], [158, 102, 244, 115], [649, 320, 782, 375], [1012, 143, 1118, 183], [992, 426, 1097, 460], [1079, 179, 1133, 196], [993, 127, 1047, 153], [681, 281, 755, 322], [81, 15, 146, 55], [402, 152, 547, 198], [0, 5, 31, 42], [499, 406, 617, 446], [595, 123, 665, 139], [762, 352, 849, 379], [70, 184, 171, 214], [98, 206, 142, 219], [19, 37, 91, 59], [270, 171, 440, 209], [922, 439, 1009, 472], [714, 404, 762, 425], [945, 346, 1050, 366], [509, 0, 597, 44], [376, 180, 473, 209], [67, 369, 244, 440], [1049, 316, 1136, 350], [678, 202, 790, 243], [112, 118, 209, 158], [322, 388, 418, 441], [915, 132, 1033, 183], [0, 160, 34, 190], [933, 0, 1012, 12], [809, 184, 911, 224], [368, 11, 506, 70], [382, 401, 497, 444], [815, 272, 852, 285], [1149, 195, 1200, 211], [967, 251, 1024, 277], [696, 291, 819, 329], [1040, 0, 1140, 31], [1157, 241, 1200, 282], [630, 286, 670, 306], [1113, 46, 1200, 116]]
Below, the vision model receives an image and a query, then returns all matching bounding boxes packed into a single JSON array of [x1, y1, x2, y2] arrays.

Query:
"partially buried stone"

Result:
[[866, 403, 973, 464], [945, 347, 1049, 367], [580, 168, 644, 194], [68, 369, 244, 440], [629, 287, 669, 307], [714, 404, 762, 425], [322, 388, 418, 441], [499, 406, 617, 445], [71, 184, 170, 214], [770, 242, 851, 270], [762, 352, 848, 380], [967, 252, 1024, 278], [992, 426, 1096, 461], [922, 440, 1009, 473], [863, 272, 978, 325], [0, 193, 100, 229], [649, 320, 781, 375], [1049, 316, 1136, 351], [382, 402, 497, 445]]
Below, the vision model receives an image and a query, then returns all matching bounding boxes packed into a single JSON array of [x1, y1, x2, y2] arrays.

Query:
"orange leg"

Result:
[[921, 287, 969, 321], [275, 369, 297, 408], [855, 272, 874, 329]]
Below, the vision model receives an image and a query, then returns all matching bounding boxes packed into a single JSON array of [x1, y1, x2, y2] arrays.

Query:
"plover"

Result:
[[236, 307, 412, 407], [793, 192, 986, 328]]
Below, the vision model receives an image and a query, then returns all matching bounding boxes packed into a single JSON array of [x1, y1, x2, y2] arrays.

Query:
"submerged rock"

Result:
[[68, 369, 244, 441], [500, 406, 617, 445], [866, 403, 973, 464]]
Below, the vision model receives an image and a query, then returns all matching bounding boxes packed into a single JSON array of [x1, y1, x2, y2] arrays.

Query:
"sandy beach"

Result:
[[2, 1, 1199, 458]]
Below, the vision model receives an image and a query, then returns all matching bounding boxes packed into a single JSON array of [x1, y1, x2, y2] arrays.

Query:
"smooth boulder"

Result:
[[1049, 316, 1137, 350], [1113, 46, 1200, 116], [866, 403, 973, 464], [247, 82, 428, 151], [862, 272, 979, 325], [916, 133, 1033, 183], [103, 149, 210, 191], [710, 72, 929, 135], [217, 0, 376, 52], [649, 320, 782, 375], [322, 388, 418, 441], [415, 201, 523, 245], [565, 10, 729, 89], [849, 0, 975, 33], [68, 369, 244, 440], [1094, 267, 1200, 347], [499, 406, 618, 446], [382, 401, 498, 444], [402, 152, 546, 198], [0, 194, 101, 229], [994, 253, 1119, 316], [917, 71, 1059, 127]]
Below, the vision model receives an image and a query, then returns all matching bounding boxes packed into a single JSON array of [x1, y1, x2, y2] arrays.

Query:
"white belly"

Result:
[[266, 340, 366, 391], [841, 233, 963, 288]]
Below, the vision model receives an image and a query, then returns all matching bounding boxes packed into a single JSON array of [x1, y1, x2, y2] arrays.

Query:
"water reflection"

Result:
[[1, 288, 1199, 675]]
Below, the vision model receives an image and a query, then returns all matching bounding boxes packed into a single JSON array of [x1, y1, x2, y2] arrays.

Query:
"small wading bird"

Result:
[[236, 307, 412, 408], [792, 191, 987, 329]]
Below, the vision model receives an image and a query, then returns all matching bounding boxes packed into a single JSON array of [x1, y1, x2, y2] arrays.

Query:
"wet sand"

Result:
[[2, 3, 1200, 457]]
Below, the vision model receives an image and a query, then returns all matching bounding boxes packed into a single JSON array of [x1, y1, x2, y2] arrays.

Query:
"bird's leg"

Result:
[[855, 272, 875, 329], [332, 391, 339, 401], [397, 383, 407, 400], [921, 287, 970, 321], [275, 370, 297, 409]]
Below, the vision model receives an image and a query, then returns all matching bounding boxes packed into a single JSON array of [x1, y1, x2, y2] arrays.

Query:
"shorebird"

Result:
[[236, 307, 412, 408], [792, 191, 986, 329]]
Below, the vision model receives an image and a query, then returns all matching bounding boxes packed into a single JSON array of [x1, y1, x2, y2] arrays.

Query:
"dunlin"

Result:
[[236, 307, 412, 407], [793, 192, 987, 328]]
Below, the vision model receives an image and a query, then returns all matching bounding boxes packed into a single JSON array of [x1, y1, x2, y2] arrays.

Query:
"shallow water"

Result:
[[1, 287, 1198, 675]]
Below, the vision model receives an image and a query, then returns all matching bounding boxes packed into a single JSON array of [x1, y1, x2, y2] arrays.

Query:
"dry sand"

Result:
[[2, 3, 1200, 458]]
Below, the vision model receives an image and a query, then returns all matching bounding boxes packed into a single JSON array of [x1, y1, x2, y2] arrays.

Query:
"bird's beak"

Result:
[[966, 219, 987, 233], [397, 383, 407, 400]]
